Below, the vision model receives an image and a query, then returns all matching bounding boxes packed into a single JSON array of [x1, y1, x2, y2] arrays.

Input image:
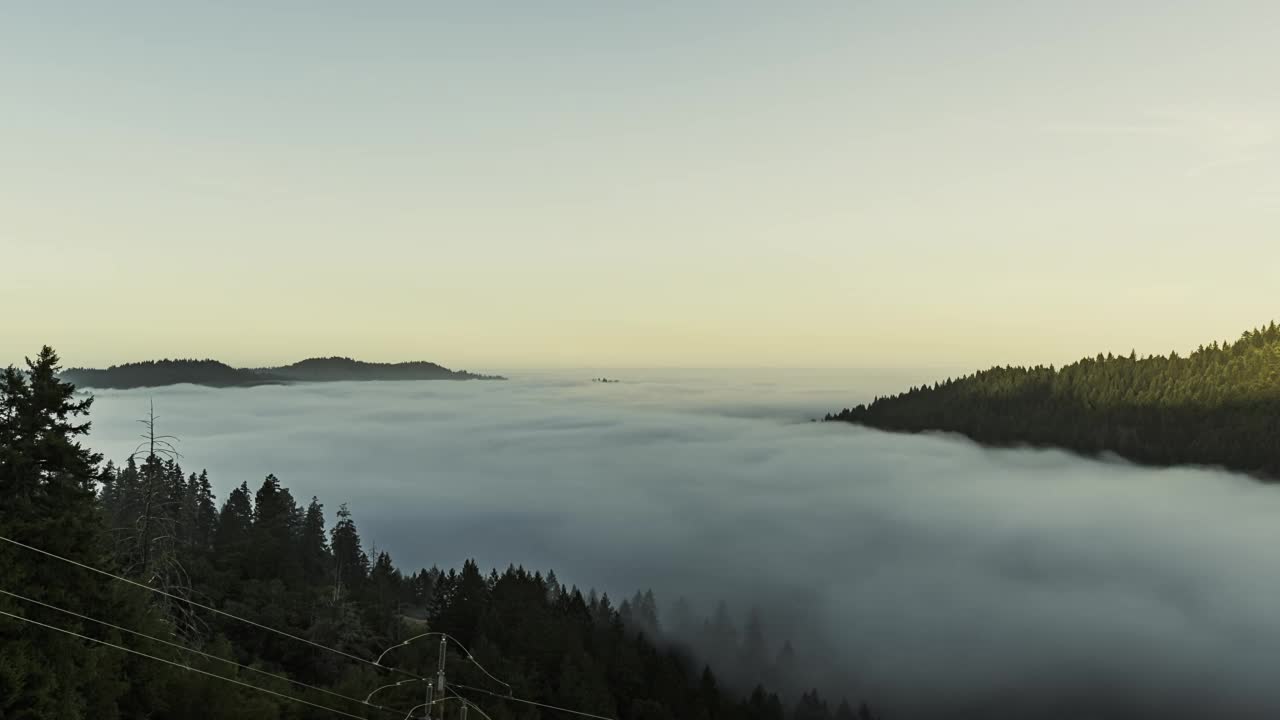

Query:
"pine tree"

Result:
[[367, 550, 402, 637], [250, 474, 302, 583], [0, 347, 129, 718], [430, 558, 489, 646], [330, 503, 368, 602], [213, 481, 254, 587], [299, 496, 330, 586], [191, 470, 217, 551]]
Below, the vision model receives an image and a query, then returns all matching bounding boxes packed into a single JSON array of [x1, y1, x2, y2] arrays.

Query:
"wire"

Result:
[[441, 632, 513, 695], [448, 687, 496, 720], [3, 534, 613, 720], [0, 587, 409, 717], [366, 677, 429, 704], [0, 533, 417, 680], [377, 631, 512, 695], [0, 587, 407, 716], [453, 683, 618, 720], [0, 608, 369, 720], [401, 695, 459, 720]]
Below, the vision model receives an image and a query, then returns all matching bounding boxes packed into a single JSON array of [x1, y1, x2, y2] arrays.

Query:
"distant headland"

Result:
[[60, 357, 506, 389]]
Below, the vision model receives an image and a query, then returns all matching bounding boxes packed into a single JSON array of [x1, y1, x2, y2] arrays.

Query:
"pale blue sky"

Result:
[[3, 2, 1278, 369]]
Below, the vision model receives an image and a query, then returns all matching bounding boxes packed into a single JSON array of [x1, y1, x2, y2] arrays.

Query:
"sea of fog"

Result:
[[83, 369, 1280, 719]]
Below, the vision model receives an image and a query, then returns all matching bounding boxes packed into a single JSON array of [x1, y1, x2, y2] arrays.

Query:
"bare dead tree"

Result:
[[131, 399, 181, 576], [113, 399, 208, 643]]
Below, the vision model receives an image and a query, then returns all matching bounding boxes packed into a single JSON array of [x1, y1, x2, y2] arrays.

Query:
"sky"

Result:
[[3, 1, 1278, 369]]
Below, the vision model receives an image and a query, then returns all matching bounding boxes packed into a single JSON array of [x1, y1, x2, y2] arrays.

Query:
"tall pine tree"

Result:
[[0, 347, 129, 718]]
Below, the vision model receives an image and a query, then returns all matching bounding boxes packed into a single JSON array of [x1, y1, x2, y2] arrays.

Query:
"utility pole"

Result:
[[437, 637, 447, 720]]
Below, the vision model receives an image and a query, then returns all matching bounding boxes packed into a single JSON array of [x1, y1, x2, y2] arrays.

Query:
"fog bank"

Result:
[[85, 369, 1280, 719]]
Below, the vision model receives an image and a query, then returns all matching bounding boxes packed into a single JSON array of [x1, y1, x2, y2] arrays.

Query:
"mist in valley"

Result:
[[82, 370, 1280, 719]]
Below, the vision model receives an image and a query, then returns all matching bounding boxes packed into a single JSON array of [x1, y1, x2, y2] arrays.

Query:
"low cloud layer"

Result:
[[86, 369, 1280, 719]]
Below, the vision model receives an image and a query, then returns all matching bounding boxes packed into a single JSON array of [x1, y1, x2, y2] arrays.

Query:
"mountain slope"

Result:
[[826, 322, 1280, 478]]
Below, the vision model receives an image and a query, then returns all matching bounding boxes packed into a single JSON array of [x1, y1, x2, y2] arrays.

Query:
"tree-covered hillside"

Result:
[[58, 357, 505, 389], [60, 359, 282, 389], [258, 357, 505, 382], [3, 348, 871, 720], [826, 322, 1280, 478]]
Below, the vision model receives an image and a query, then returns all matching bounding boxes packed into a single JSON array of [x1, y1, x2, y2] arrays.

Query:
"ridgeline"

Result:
[[60, 356, 505, 389], [256, 356, 504, 382], [826, 322, 1280, 479], [59, 359, 280, 389]]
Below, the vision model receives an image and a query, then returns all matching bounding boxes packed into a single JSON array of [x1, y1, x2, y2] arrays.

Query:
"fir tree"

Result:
[[0, 347, 128, 718]]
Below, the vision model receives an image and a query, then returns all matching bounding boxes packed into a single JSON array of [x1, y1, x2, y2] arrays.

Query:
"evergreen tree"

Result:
[[250, 474, 302, 583], [0, 347, 128, 718], [367, 550, 403, 637], [330, 503, 368, 601], [299, 496, 329, 586], [212, 481, 254, 589], [827, 321, 1280, 478], [431, 558, 490, 646], [191, 470, 217, 551]]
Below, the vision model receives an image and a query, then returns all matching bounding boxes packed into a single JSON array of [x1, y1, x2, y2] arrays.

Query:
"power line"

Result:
[[366, 677, 430, 704], [0, 608, 372, 720], [447, 687, 496, 720], [0, 533, 418, 680], [453, 682, 618, 720], [440, 632, 513, 696], [400, 694, 462, 720], [0, 586, 411, 718], [377, 631, 512, 694], [4, 534, 619, 720]]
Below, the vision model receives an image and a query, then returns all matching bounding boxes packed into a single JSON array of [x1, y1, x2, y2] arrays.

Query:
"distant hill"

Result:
[[60, 357, 505, 389], [60, 360, 282, 389], [826, 322, 1280, 479], [255, 357, 505, 382]]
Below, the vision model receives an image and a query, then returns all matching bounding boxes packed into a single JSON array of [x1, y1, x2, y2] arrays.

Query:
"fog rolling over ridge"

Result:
[[85, 370, 1280, 719]]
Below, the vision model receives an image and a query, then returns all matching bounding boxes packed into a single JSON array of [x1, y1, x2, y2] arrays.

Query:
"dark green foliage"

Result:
[[257, 357, 506, 382], [330, 503, 369, 601], [59, 357, 505, 389], [300, 496, 331, 585], [250, 474, 303, 584], [0, 347, 137, 718], [59, 359, 281, 389], [213, 481, 254, 579], [827, 321, 1280, 478]]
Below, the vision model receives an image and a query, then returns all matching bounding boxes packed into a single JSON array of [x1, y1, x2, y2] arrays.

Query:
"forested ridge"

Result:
[[60, 359, 281, 389], [826, 322, 1280, 478], [2, 348, 871, 720], [60, 357, 504, 389], [256, 357, 505, 382]]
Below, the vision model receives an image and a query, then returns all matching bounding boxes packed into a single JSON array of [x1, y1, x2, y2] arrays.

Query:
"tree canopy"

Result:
[[826, 321, 1280, 478]]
